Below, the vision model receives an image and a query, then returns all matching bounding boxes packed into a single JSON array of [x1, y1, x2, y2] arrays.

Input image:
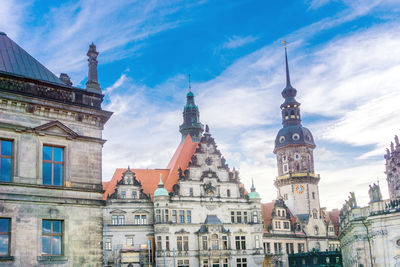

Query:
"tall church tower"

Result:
[[179, 79, 204, 142], [273, 47, 321, 217]]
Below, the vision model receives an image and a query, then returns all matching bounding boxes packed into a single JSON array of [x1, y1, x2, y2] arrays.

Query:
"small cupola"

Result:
[[154, 174, 169, 197]]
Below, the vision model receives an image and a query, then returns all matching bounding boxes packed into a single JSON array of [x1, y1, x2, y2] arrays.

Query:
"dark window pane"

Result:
[[0, 235, 9, 255], [0, 141, 12, 156], [42, 235, 51, 254], [43, 146, 52, 161], [0, 219, 9, 232], [0, 158, 11, 182], [53, 148, 63, 162], [53, 221, 62, 233], [53, 164, 62, 186], [52, 236, 62, 255], [42, 220, 51, 234], [43, 163, 52, 185]]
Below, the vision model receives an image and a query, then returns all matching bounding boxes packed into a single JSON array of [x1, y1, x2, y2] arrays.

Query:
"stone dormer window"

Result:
[[283, 222, 290, 229], [112, 215, 124, 225]]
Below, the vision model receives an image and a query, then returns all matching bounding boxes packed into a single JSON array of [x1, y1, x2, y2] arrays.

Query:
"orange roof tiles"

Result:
[[261, 201, 275, 233], [103, 135, 198, 201]]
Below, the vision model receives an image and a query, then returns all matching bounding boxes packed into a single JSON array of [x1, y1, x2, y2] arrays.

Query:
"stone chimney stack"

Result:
[[85, 43, 102, 94]]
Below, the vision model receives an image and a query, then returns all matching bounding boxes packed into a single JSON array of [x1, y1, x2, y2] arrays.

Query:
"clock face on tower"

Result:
[[295, 185, 305, 194]]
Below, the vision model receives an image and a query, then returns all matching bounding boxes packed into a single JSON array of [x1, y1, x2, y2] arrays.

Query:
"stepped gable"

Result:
[[0, 32, 65, 85], [324, 209, 340, 235], [103, 134, 198, 200]]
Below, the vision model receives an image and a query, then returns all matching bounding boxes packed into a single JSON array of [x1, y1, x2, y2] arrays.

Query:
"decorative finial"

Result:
[[158, 173, 164, 187], [86, 42, 101, 94], [188, 73, 191, 92], [127, 165, 131, 171], [205, 124, 209, 133], [281, 40, 291, 88], [251, 179, 256, 192]]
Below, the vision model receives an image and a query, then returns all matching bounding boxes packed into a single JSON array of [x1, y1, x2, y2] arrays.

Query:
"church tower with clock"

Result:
[[273, 47, 323, 223]]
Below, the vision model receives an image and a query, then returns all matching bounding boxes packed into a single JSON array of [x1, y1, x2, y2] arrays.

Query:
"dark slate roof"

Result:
[[297, 214, 310, 224], [0, 32, 65, 85], [274, 125, 315, 151], [204, 215, 222, 224]]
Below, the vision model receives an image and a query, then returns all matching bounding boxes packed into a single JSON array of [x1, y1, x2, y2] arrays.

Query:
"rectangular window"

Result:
[[298, 243, 304, 253], [132, 191, 137, 199], [236, 258, 247, 267], [179, 210, 185, 223], [275, 221, 281, 229], [134, 215, 140, 225], [253, 211, 258, 223], [141, 215, 147, 224], [231, 211, 235, 223], [112, 215, 118, 225], [222, 235, 228, 250], [183, 236, 189, 251], [42, 220, 62, 255], [118, 215, 124, 225], [0, 140, 12, 182], [312, 192, 315, 199], [286, 243, 289, 254], [290, 243, 294, 254], [223, 258, 228, 267], [186, 211, 191, 223], [178, 259, 189, 267], [121, 191, 126, 199], [255, 235, 260, 249], [243, 211, 247, 223], [105, 238, 111, 251], [227, 189, 231, 197], [266, 242, 271, 253], [156, 210, 161, 223], [283, 222, 290, 229], [203, 259, 209, 267], [126, 237, 134, 247], [236, 211, 242, 223], [0, 218, 10, 256], [189, 187, 193, 196], [165, 236, 170, 251], [42, 145, 63, 186], [202, 236, 208, 250], [165, 209, 169, 222], [172, 210, 177, 223], [177, 236, 182, 251], [235, 236, 246, 250], [156, 236, 162, 250]]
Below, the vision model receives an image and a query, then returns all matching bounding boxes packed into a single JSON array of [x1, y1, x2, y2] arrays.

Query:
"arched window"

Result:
[[278, 210, 281, 216], [211, 234, 219, 250], [202, 236, 208, 250], [284, 111, 288, 117], [290, 110, 295, 116], [314, 226, 319, 235], [312, 209, 318, 219], [282, 210, 285, 217]]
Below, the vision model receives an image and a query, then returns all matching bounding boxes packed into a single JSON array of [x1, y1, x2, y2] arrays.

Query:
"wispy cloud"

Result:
[[221, 35, 259, 49]]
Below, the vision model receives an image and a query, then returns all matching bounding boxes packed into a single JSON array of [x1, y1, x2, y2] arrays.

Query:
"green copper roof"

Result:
[[0, 32, 66, 85], [187, 91, 194, 97], [248, 191, 260, 199], [154, 176, 169, 197]]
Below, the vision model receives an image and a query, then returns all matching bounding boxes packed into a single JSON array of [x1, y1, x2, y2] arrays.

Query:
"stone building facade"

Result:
[[103, 91, 265, 266], [261, 48, 340, 267], [0, 32, 111, 266], [339, 135, 400, 267]]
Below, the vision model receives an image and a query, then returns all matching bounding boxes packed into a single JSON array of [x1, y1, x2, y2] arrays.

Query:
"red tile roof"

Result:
[[103, 135, 198, 200], [261, 201, 275, 233]]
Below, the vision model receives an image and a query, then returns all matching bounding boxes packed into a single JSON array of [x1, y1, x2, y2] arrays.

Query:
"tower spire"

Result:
[[284, 45, 292, 88], [188, 73, 192, 92]]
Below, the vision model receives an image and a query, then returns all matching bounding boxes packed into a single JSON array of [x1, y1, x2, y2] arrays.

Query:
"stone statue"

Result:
[[368, 183, 382, 203], [348, 192, 357, 208]]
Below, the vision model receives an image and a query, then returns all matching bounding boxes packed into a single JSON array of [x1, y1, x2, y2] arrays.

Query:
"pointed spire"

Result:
[[188, 73, 192, 92], [158, 173, 164, 187], [284, 45, 292, 88], [251, 179, 256, 192]]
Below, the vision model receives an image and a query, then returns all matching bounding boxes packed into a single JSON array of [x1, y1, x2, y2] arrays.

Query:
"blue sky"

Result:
[[2, 0, 400, 209]]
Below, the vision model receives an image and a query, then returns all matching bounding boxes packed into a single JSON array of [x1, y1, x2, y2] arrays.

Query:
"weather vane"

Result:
[[281, 40, 287, 48]]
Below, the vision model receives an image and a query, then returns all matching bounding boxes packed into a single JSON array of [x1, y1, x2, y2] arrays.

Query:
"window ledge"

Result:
[[37, 255, 68, 262], [0, 256, 14, 261]]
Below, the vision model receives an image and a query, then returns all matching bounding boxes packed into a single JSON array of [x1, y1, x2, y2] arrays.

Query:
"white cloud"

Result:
[[222, 35, 259, 49]]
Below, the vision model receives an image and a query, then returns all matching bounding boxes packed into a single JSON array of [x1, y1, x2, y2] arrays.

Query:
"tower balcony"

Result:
[[274, 172, 320, 187]]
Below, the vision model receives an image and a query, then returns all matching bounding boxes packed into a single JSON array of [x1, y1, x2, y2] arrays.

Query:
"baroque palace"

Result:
[[8, 31, 400, 267]]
